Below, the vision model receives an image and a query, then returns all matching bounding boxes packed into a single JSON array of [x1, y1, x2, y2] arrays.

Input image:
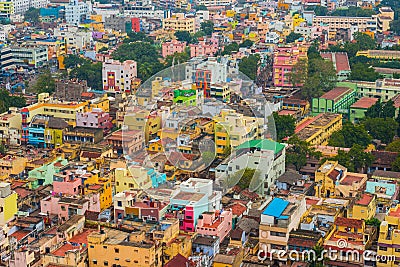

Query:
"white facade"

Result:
[[102, 59, 137, 93], [195, 0, 236, 6], [65, 0, 91, 25], [54, 28, 92, 52], [14, 0, 48, 14]]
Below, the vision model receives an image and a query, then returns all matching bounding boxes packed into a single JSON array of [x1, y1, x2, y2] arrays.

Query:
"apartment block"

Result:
[[102, 59, 137, 93], [163, 13, 195, 34]]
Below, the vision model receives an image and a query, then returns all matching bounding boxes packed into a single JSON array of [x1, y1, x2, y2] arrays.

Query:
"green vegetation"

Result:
[[350, 63, 382, 81], [286, 135, 322, 171], [331, 144, 374, 172], [31, 70, 56, 94], [164, 51, 190, 67], [222, 42, 239, 55], [363, 117, 398, 144], [70, 62, 102, 91], [124, 31, 154, 44], [365, 218, 381, 227], [365, 100, 395, 119], [330, 6, 376, 17], [328, 122, 372, 148], [239, 39, 254, 48], [200, 20, 214, 36], [306, 6, 328, 16], [286, 32, 302, 43], [24, 7, 40, 24], [273, 112, 296, 141], [0, 90, 26, 113], [174, 31, 192, 43], [238, 54, 260, 81]]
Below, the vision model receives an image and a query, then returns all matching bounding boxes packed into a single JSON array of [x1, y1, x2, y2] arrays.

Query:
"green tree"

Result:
[[306, 6, 328, 16], [392, 155, 400, 172], [70, 62, 102, 90], [328, 122, 372, 148], [239, 39, 254, 48], [200, 20, 214, 36], [365, 100, 395, 119], [289, 58, 308, 87], [331, 6, 376, 17], [286, 135, 322, 171], [391, 20, 400, 34], [164, 51, 190, 67], [309, 244, 325, 267], [273, 112, 296, 141], [195, 4, 208, 10], [386, 139, 400, 152], [124, 31, 154, 44], [31, 70, 56, 94], [238, 54, 260, 81], [24, 7, 40, 24], [174, 31, 192, 43], [225, 168, 259, 190], [365, 217, 381, 227], [63, 54, 91, 69], [350, 63, 382, 81], [0, 90, 26, 113], [286, 32, 302, 43], [363, 117, 398, 144], [332, 144, 374, 172], [222, 42, 240, 55]]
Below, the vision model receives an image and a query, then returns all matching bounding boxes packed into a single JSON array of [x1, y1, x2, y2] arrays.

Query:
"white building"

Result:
[[54, 27, 93, 52], [265, 31, 280, 44], [216, 139, 286, 195], [195, 0, 236, 6], [65, 0, 91, 25], [14, 0, 48, 15], [102, 59, 137, 93]]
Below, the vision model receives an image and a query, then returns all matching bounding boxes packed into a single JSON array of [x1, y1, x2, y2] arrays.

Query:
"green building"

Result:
[[349, 97, 379, 123], [28, 157, 68, 189], [312, 86, 356, 116], [173, 89, 198, 106]]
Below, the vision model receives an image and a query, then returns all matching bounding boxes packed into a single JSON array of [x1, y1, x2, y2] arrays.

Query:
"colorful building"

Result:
[[349, 97, 379, 123], [102, 59, 137, 93], [115, 165, 166, 193], [28, 158, 68, 188], [311, 86, 356, 116], [273, 44, 308, 87], [0, 182, 17, 226], [315, 160, 368, 198], [349, 193, 376, 220], [161, 40, 187, 58], [76, 108, 113, 135], [196, 210, 233, 242], [163, 13, 195, 33], [295, 113, 343, 146], [378, 204, 400, 267]]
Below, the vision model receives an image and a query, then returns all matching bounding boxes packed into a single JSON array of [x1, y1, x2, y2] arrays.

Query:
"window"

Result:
[[117, 201, 122, 207], [92, 260, 97, 264], [115, 248, 119, 253], [104, 261, 108, 266], [379, 246, 387, 251]]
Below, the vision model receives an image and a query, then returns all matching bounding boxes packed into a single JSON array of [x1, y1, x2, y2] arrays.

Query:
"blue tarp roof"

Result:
[[262, 198, 289, 219]]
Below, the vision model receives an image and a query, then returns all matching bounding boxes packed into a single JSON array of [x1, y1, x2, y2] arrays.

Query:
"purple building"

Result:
[[76, 108, 113, 135]]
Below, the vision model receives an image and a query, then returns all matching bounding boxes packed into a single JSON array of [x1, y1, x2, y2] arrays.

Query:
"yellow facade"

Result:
[[124, 110, 161, 143], [84, 172, 113, 210], [85, 95, 110, 112], [350, 193, 376, 220], [0, 156, 26, 178], [163, 13, 195, 33], [377, 205, 400, 267], [114, 166, 152, 193], [0, 1, 13, 14], [292, 14, 306, 30], [95, 42, 108, 52], [0, 183, 17, 226], [44, 128, 64, 148]]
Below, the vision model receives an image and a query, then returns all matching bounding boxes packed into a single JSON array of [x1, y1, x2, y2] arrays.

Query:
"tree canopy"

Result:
[[365, 100, 396, 119], [239, 54, 260, 81], [273, 112, 296, 141], [328, 122, 372, 148], [286, 32, 302, 43], [363, 117, 398, 144], [386, 139, 400, 152], [24, 7, 40, 24], [330, 6, 376, 17], [222, 42, 240, 55], [0, 90, 26, 113], [286, 135, 322, 171], [69, 62, 102, 90], [31, 70, 56, 94], [200, 21, 214, 36], [174, 31, 192, 43], [350, 63, 382, 81], [331, 144, 374, 172], [239, 39, 254, 48]]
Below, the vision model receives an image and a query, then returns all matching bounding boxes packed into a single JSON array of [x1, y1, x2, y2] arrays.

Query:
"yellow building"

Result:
[[315, 161, 368, 198], [291, 14, 306, 30], [349, 193, 376, 220], [0, 1, 13, 14], [356, 50, 400, 61], [213, 109, 264, 157], [83, 171, 113, 210], [114, 166, 152, 193], [295, 113, 342, 146], [86, 95, 110, 112], [378, 204, 400, 267], [0, 155, 27, 179], [23, 93, 89, 126], [124, 109, 162, 143], [163, 13, 195, 33], [0, 182, 17, 226]]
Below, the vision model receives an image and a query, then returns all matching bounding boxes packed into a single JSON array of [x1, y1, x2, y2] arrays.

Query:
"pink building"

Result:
[[41, 196, 89, 222], [76, 108, 113, 135], [52, 171, 82, 196], [189, 38, 219, 58], [162, 40, 187, 58], [196, 210, 233, 242], [106, 129, 144, 155], [102, 59, 137, 93], [273, 44, 308, 87]]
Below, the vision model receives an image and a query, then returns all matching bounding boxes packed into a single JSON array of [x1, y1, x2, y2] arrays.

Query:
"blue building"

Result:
[[192, 235, 220, 257]]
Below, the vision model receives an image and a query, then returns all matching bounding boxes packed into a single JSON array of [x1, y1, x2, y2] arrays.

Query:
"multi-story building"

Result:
[[259, 197, 306, 255], [349, 193, 376, 220], [349, 97, 379, 123], [216, 139, 285, 195], [365, 178, 398, 213], [106, 129, 144, 156], [114, 165, 166, 193], [315, 160, 368, 198], [195, 0, 236, 6], [53, 79, 88, 102], [189, 39, 219, 58], [0, 1, 13, 14], [0, 108, 21, 146], [28, 157, 68, 188], [378, 204, 400, 267], [9, 45, 48, 68], [161, 40, 187, 58], [356, 50, 400, 61], [213, 109, 264, 157], [311, 86, 356, 115], [312, 15, 377, 35], [354, 78, 400, 101], [166, 178, 222, 232], [65, 0, 91, 25], [28, 115, 68, 148], [102, 59, 137, 93], [196, 210, 233, 242], [163, 13, 195, 34], [113, 191, 169, 221], [76, 108, 113, 135], [295, 113, 342, 146], [377, 7, 395, 33], [13, 0, 48, 14], [273, 44, 308, 87], [0, 182, 17, 226], [320, 52, 351, 81]]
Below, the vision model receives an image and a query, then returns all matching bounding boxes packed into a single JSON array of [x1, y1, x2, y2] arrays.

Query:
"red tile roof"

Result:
[[355, 193, 374, 206], [351, 97, 379, 109], [340, 174, 365, 186], [51, 229, 92, 257], [335, 53, 351, 72], [335, 217, 363, 229], [320, 87, 353, 102]]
